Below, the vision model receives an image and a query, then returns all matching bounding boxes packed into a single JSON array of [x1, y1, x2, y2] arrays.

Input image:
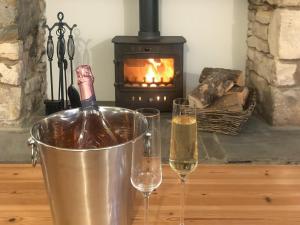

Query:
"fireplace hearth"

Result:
[[112, 0, 186, 111]]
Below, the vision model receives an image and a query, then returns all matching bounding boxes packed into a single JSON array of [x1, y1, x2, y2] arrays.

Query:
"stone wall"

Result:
[[247, 0, 300, 125], [0, 0, 46, 128]]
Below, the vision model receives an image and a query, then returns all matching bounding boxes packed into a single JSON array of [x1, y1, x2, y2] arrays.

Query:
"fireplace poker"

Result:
[[57, 31, 65, 108]]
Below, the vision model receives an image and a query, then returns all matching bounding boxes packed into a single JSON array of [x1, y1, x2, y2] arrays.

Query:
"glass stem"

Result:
[[180, 176, 186, 225], [143, 192, 150, 225]]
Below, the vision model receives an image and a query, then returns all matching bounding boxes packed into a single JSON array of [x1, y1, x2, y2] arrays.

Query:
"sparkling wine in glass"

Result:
[[131, 108, 162, 225], [169, 98, 198, 225]]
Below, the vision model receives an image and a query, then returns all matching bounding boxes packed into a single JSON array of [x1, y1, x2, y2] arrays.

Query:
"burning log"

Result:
[[188, 68, 247, 110]]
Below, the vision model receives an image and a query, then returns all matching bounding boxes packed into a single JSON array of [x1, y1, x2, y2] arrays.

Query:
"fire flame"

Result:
[[145, 58, 174, 83], [124, 58, 174, 86]]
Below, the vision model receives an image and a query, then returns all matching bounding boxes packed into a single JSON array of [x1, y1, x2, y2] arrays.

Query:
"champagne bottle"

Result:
[[76, 65, 118, 148]]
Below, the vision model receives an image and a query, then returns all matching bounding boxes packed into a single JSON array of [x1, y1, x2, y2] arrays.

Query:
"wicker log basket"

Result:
[[188, 67, 257, 135], [196, 88, 256, 135]]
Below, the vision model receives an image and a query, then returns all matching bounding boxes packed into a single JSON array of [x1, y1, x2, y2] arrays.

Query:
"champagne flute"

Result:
[[169, 98, 198, 225], [131, 108, 162, 225]]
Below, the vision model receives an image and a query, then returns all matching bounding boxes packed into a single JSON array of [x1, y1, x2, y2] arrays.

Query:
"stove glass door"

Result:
[[123, 58, 175, 88]]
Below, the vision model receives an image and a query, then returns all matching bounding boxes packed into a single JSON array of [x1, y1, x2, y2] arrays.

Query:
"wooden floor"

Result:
[[0, 164, 300, 225]]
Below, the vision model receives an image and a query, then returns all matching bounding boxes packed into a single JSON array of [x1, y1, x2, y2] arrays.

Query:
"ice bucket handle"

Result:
[[27, 137, 39, 167]]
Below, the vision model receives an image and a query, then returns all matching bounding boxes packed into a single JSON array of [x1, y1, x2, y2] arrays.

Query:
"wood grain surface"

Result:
[[0, 164, 300, 225]]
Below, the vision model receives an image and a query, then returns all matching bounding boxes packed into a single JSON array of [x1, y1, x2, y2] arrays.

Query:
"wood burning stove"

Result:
[[112, 0, 186, 111]]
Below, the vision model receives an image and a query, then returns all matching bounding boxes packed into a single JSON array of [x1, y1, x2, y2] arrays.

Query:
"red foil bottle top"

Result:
[[76, 65, 95, 101]]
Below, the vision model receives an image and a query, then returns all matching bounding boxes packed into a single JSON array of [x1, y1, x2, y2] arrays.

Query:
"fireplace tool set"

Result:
[[44, 12, 81, 115]]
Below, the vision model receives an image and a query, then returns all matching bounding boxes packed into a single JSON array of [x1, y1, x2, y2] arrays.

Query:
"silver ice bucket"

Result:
[[28, 107, 148, 225]]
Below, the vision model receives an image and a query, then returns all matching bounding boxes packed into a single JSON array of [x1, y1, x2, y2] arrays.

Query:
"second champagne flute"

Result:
[[169, 98, 198, 225], [131, 108, 162, 225]]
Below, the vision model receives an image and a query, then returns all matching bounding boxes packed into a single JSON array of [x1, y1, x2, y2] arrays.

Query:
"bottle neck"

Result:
[[79, 82, 98, 110], [81, 95, 97, 110], [76, 65, 97, 110]]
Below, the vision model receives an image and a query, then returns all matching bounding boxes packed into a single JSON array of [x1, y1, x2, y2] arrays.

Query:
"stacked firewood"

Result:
[[188, 68, 249, 112]]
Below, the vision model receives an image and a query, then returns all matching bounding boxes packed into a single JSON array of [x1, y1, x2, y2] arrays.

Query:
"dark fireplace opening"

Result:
[[112, 0, 186, 111]]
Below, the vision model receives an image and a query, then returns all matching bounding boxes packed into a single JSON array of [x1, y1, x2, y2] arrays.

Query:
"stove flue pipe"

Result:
[[138, 0, 160, 40]]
